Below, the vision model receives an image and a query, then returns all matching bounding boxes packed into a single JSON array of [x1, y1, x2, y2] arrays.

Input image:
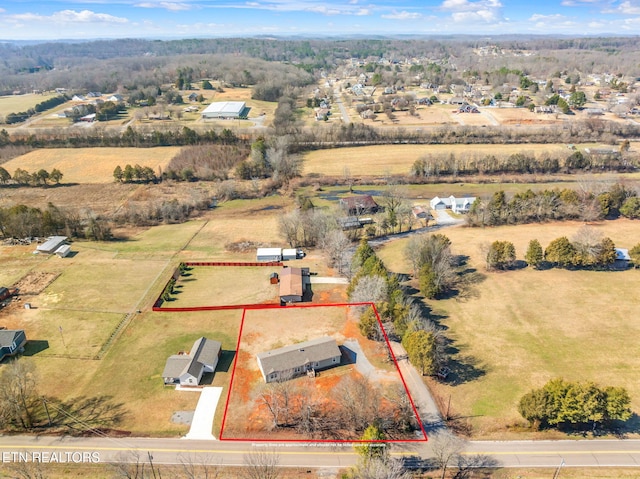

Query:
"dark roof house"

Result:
[[162, 337, 221, 386], [256, 336, 341, 383], [0, 330, 27, 362], [339, 195, 380, 216]]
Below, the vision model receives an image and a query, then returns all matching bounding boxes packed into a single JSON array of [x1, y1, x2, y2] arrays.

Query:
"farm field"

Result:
[[221, 305, 415, 440], [0, 92, 59, 117], [301, 143, 607, 177], [377, 219, 640, 438], [3, 147, 182, 184]]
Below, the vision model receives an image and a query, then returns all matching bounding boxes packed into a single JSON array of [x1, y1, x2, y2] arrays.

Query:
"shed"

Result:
[[256, 336, 341, 383], [55, 244, 71, 258], [35, 236, 68, 255]]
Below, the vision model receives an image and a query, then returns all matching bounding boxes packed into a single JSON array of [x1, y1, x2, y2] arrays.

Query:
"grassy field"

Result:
[[0, 93, 59, 117], [3, 147, 182, 184], [377, 219, 640, 438], [302, 143, 611, 177], [169, 266, 280, 307]]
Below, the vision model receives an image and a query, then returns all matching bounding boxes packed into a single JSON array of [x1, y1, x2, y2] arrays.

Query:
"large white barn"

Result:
[[201, 101, 247, 119]]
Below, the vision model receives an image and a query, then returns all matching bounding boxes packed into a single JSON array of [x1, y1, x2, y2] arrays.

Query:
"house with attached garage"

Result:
[[0, 330, 27, 362], [162, 337, 221, 386], [256, 336, 342, 383], [430, 195, 476, 214]]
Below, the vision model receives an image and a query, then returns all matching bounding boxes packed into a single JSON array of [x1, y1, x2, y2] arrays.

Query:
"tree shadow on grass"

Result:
[[42, 395, 128, 434]]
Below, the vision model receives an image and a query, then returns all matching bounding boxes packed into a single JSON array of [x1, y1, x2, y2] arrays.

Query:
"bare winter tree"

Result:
[[110, 451, 152, 479], [0, 359, 39, 430], [240, 449, 280, 479], [258, 378, 296, 430], [178, 452, 221, 479], [5, 454, 48, 479], [349, 275, 388, 305], [430, 432, 465, 479], [350, 456, 412, 479], [321, 228, 352, 275]]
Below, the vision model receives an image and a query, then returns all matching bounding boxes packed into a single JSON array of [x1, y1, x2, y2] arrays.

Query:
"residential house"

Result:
[[279, 267, 309, 303], [0, 330, 27, 362], [188, 93, 199, 102], [256, 336, 342, 383], [108, 94, 124, 102], [429, 195, 476, 214], [339, 195, 380, 216], [162, 337, 222, 386], [614, 248, 631, 269]]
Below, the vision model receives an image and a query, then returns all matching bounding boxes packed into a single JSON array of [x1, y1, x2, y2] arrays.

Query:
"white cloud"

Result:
[[382, 10, 423, 20], [8, 10, 129, 24], [610, 1, 640, 14], [561, 0, 599, 6], [229, 1, 372, 16], [440, 0, 502, 22], [136, 2, 194, 11]]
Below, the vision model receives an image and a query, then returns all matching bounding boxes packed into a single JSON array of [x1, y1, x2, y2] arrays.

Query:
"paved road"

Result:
[[333, 87, 351, 124], [1, 435, 640, 469]]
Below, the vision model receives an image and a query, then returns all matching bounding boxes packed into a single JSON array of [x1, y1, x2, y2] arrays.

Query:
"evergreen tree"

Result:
[[525, 239, 544, 268]]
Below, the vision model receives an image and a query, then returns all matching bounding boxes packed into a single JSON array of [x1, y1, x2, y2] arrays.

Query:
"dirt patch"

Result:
[[225, 240, 272, 253], [14, 271, 60, 295]]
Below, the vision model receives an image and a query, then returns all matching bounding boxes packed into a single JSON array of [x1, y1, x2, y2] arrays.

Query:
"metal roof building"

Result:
[[201, 101, 248, 119]]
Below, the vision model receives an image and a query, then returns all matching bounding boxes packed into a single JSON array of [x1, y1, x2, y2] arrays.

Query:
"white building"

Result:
[[201, 101, 247, 119], [430, 195, 476, 214]]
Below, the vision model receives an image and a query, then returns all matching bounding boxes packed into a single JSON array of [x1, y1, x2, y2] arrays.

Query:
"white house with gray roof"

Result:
[[257, 336, 341, 383], [162, 337, 221, 386], [0, 330, 26, 362], [430, 195, 476, 214]]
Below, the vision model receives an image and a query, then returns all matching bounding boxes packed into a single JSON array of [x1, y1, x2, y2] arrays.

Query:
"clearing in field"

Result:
[[376, 219, 640, 438], [302, 143, 582, 177], [3, 147, 182, 184], [220, 304, 424, 442]]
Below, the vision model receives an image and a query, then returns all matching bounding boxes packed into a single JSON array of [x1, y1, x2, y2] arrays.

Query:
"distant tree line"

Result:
[[0, 125, 244, 149], [519, 378, 631, 432], [0, 166, 63, 186], [467, 184, 639, 227], [411, 149, 637, 179], [0, 203, 111, 241]]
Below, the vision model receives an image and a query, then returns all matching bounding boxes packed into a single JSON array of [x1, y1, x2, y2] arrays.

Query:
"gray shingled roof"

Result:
[[162, 337, 221, 380], [0, 330, 24, 347], [257, 336, 341, 375]]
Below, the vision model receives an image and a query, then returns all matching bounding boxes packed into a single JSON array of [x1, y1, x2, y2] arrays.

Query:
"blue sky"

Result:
[[0, 0, 639, 40]]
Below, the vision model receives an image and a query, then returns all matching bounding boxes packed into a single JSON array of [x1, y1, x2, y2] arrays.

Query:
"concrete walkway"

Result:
[[183, 386, 223, 440]]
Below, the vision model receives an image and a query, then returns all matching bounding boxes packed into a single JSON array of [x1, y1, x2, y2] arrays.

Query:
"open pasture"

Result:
[[3, 147, 181, 184], [302, 143, 580, 176], [377, 219, 640, 438], [0, 93, 59, 117]]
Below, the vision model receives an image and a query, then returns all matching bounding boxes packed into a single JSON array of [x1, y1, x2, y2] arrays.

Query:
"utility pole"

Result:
[[148, 451, 157, 479], [58, 326, 66, 349], [41, 397, 52, 427], [553, 458, 565, 479]]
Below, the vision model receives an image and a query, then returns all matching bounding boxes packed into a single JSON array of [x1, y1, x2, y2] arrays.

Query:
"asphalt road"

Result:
[[1, 435, 640, 469]]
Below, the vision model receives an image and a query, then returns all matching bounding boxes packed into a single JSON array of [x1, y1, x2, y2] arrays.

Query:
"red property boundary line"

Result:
[[218, 302, 428, 444]]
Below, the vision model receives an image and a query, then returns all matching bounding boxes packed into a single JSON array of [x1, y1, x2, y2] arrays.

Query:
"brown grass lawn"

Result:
[[377, 219, 640, 438], [302, 144, 588, 177], [3, 147, 181, 184]]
